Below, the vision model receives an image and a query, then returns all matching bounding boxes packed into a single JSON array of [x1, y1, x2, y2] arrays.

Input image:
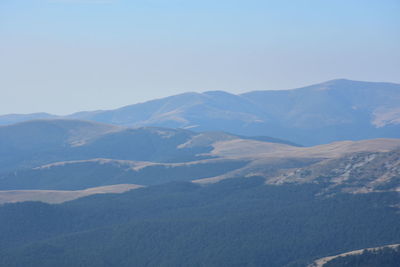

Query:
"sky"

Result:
[[1, 0, 399, 115]]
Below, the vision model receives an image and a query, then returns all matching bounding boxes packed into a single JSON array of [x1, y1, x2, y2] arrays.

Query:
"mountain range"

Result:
[[1, 79, 400, 266], [2, 79, 400, 145]]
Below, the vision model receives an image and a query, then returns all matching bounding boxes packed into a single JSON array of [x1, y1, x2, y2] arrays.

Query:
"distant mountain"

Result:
[[242, 79, 400, 145], [1, 79, 400, 145]]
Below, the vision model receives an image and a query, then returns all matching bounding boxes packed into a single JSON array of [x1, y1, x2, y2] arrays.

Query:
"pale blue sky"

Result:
[[1, 0, 399, 114]]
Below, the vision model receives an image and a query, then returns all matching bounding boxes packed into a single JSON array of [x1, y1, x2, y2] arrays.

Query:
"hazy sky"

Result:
[[1, 0, 399, 115]]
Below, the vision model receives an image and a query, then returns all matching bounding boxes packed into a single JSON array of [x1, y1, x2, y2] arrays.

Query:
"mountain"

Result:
[[1, 79, 400, 145], [242, 79, 400, 145]]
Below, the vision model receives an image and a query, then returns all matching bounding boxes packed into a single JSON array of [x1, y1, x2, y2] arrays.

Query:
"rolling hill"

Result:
[[0, 119, 299, 173]]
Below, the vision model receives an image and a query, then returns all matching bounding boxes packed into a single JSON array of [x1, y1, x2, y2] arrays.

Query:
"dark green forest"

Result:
[[0, 177, 399, 267]]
